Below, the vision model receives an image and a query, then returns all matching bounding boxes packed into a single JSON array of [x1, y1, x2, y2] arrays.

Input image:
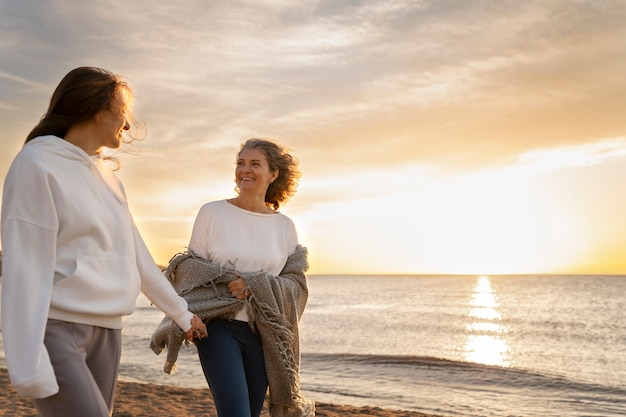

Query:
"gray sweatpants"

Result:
[[32, 319, 122, 417]]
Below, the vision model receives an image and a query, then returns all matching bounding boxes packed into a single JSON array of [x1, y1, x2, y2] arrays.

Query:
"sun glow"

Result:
[[463, 276, 510, 367], [298, 161, 591, 274], [410, 168, 588, 274]]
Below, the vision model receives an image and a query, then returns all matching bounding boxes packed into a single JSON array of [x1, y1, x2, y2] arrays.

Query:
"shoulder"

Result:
[[275, 211, 295, 226], [12, 138, 46, 163], [275, 212, 299, 247], [194, 200, 230, 220], [197, 199, 229, 213], [11, 136, 71, 170], [21, 135, 60, 154], [6, 139, 53, 181]]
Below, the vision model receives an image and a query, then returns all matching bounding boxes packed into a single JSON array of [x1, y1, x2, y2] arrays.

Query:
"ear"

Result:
[[271, 169, 279, 183]]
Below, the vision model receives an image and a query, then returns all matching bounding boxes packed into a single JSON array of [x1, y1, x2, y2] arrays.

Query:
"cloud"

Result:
[[2, 0, 624, 173], [1, 0, 625, 271]]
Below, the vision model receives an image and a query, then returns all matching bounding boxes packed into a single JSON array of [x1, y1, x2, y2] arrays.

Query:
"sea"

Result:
[[1, 275, 625, 417]]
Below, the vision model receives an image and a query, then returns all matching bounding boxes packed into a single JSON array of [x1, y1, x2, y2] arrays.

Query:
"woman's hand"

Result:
[[228, 277, 251, 300], [185, 314, 207, 341]]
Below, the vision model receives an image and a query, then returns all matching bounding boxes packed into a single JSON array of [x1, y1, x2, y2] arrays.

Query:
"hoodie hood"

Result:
[[27, 135, 94, 164], [26, 135, 127, 205]]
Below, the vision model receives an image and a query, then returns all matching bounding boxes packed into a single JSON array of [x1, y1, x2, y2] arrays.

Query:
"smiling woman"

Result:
[[0, 66, 206, 417]]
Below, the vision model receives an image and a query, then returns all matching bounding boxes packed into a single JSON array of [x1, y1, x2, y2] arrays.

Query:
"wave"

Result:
[[299, 352, 626, 416], [302, 352, 626, 397]]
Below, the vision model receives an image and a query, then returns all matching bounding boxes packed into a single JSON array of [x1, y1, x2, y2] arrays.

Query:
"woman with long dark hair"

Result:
[[1, 66, 206, 416]]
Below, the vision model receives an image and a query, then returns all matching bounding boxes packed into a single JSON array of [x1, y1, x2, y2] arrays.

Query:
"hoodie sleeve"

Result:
[[1, 154, 60, 399], [132, 224, 193, 332]]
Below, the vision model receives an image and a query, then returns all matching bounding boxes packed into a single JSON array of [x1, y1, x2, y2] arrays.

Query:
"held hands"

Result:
[[185, 314, 207, 342], [228, 276, 251, 300]]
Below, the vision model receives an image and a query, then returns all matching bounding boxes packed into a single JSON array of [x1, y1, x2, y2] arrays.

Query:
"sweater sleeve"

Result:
[[132, 224, 193, 332], [1, 220, 59, 399], [188, 204, 211, 258], [1, 158, 60, 399]]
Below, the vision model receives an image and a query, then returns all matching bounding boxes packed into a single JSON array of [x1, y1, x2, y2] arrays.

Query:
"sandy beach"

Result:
[[0, 367, 442, 417]]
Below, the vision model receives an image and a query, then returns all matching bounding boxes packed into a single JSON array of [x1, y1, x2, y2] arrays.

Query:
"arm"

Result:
[[188, 204, 211, 259], [132, 224, 194, 333], [1, 220, 59, 399], [1, 157, 60, 398]]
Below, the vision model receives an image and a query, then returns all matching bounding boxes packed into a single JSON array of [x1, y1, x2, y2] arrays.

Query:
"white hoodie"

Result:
[[0, 136, 193, 399]]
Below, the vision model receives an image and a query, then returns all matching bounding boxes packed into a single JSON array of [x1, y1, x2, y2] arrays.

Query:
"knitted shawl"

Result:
[[150, 244, 315, 417]]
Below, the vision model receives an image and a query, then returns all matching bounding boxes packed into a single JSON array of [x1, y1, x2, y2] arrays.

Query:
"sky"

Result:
[[1, 0, 625, 275]]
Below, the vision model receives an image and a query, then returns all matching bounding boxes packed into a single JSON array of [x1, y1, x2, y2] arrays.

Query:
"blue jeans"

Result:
[[197, 319, 268, 417]]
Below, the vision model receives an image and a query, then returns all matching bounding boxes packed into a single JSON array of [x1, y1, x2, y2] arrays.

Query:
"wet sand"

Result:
[[0, 367, 442, 417]]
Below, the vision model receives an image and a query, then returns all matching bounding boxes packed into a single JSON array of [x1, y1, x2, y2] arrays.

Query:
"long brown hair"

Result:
[[25, 67, 140, 145]]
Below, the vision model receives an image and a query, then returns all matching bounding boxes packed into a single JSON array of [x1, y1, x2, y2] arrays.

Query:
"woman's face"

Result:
[[96, 91, 130, 149], [236, 148, 279, 195]]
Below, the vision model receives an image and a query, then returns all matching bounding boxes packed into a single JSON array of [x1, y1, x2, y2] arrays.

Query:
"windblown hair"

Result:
[[238, 138, 301, 210], [25, 66, 142, 148]]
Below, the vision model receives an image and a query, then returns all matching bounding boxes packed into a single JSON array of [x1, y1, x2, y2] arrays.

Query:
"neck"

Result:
[[64, 124, 101, 155], [231, 196, 273, 214]]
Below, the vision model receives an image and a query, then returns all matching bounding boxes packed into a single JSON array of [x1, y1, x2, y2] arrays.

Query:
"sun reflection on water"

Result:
[[463, 275, 511, 366]]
